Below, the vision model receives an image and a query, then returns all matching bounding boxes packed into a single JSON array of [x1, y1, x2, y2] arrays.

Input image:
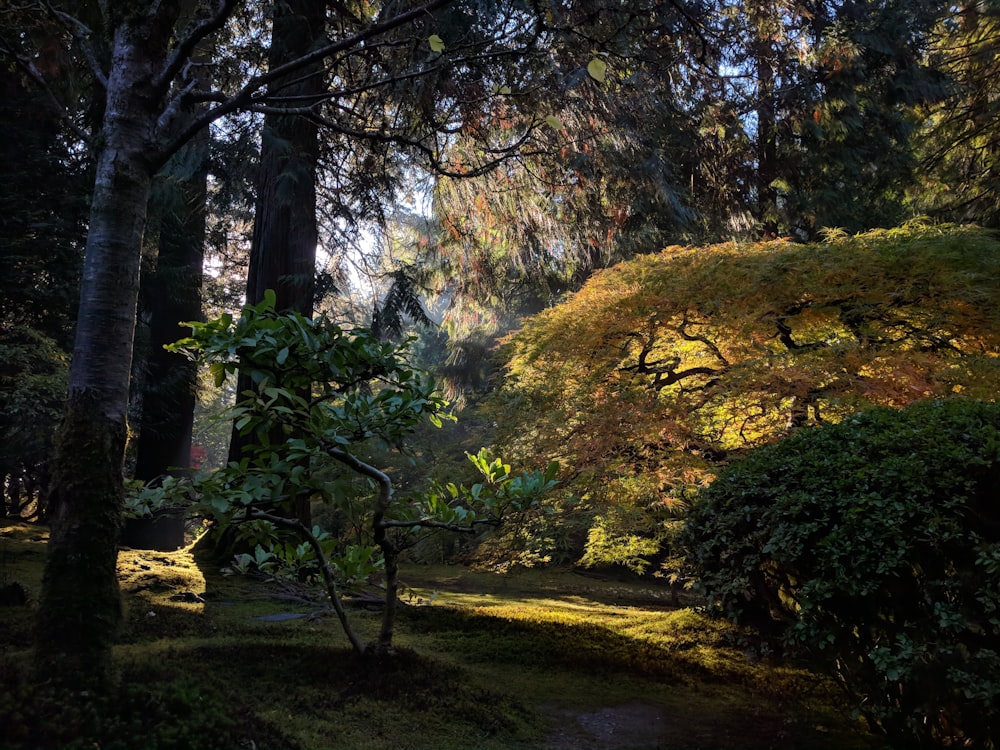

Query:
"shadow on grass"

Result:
[[401, 603, 709, 683], [0, 524, 886, 749]]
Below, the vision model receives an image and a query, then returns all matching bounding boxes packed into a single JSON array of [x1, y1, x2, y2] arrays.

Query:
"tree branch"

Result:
[[0, 40, 92, 145], [248, 509, 367, 655], [157, 0, 453, 165], [42, 3, 108, 88], [379, 516, 500, 532], [153, 0, 238, 93]]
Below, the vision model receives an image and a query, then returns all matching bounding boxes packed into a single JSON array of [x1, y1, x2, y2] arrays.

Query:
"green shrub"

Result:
[[0, 667, 241, 750], [680, 399, 1000, 749]]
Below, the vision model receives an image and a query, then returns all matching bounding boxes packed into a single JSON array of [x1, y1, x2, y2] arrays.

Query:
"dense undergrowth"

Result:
[[0, 523, 887, 749]]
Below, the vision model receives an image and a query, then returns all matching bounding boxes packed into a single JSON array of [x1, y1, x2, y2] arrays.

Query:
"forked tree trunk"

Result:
[[35, 8, 179, 684]]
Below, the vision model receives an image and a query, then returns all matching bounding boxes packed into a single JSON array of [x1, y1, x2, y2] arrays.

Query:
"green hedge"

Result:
[[681, 399, 1000, 749]]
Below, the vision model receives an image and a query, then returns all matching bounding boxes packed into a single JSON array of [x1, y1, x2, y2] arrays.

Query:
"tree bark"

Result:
[[134, 140, 207, 485], [35, 6, 180, 684], [754, 25, 778, 235], [247, 0, 325, 314], [228, 0, 326, 527]]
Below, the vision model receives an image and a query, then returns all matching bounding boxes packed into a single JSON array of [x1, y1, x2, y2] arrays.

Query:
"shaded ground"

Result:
[[545, 702, 671, 750], [541, 701, 841, 750], [1, 523, 886, 750]]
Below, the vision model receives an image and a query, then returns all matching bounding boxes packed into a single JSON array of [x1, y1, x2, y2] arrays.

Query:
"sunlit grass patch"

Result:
[[0, 526, 887, 749]]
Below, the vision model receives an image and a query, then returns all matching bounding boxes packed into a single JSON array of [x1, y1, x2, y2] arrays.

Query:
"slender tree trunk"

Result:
[[35, 8, 178, 684], [755, 35, 778, 236]]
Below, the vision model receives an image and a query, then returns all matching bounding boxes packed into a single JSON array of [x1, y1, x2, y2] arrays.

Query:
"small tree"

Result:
[[156, 291, 557, 655], [680, 399, 1000, 749], [489, 224, 1000, 573]]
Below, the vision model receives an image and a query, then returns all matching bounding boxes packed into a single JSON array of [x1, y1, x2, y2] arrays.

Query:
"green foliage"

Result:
[[911, 6, 1000, 227], [680, 398, 1000, 749], [490, 224, 1000, 574], [0, 668, 237, 750], [162, 294, 556, 653], [0, 64, 86, 349], [123, 476, 192, 519], [0, 326, 70, 514]]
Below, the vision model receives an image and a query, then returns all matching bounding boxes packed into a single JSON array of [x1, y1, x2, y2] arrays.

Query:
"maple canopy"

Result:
[[488, 223, 1000, 570]]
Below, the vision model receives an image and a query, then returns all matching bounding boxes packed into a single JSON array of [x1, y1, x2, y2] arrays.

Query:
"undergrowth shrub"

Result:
[[681, 399, 1000, 749], [0, 665, 243, 750]]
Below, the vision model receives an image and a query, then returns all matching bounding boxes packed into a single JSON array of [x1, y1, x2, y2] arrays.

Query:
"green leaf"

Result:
[[545, 115, 563, 130], [210, 361, 227, 387], [587, 58, 607, 83], [428, 34, 445, 53]]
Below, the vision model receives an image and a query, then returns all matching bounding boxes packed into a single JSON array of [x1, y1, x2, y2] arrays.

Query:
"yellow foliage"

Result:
[[489, 224, 1000, 568]]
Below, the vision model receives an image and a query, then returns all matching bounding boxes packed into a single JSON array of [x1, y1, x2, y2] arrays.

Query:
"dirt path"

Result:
[[543, 702, 670, 750], [541, 700, 810, 750]]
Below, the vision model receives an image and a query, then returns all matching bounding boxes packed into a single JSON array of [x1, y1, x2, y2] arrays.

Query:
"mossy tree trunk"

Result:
[[36, 395, 128, 682], [34, 5, 180, 685]]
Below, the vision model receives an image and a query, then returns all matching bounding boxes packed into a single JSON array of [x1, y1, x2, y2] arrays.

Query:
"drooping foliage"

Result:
[[372, 267, 435, 341], [681, 398, 1000, 749], [488, 224, 1000, 570], [424, 0, 954, 346], [428, 1, 708, 338], [912, 1, 1000, 227]]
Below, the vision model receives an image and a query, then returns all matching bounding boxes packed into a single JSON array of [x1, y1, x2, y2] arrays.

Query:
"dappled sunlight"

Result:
[[2, 525, 886, 749], [118, 543, 208, 624], [490, 225, 1000, 573]]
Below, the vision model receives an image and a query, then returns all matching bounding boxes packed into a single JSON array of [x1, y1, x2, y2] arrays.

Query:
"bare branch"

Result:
[[157, 0, 453, 165], [156, 78, 197, 132], [380, 516, 500, 531], [248, 509, 367, 655], [287, 108, 544, 179], [153, 0, 238, 92], [42, 3, 108, 87]]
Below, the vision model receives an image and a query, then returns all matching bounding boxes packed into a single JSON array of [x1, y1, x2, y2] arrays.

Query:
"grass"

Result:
[[0, 521, 889, 750]]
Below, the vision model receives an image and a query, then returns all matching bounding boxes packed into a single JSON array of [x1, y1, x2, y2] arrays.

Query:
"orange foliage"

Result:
[[488, 224, 1000, 567]]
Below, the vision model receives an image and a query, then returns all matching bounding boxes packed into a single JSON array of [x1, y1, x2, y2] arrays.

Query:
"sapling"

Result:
[[154, 292, 557, 655]]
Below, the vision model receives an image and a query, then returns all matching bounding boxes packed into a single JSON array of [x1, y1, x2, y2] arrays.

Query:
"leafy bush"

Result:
[[156, 292, 557, 655], [681, 399, 1000, 749], [0, 667, 240, 750]]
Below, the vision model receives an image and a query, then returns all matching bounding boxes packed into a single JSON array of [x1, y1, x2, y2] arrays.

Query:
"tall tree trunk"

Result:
[[228, 0, 325, 527], [755, 30, 778, 236], [35, 8, 178, 684], [245, 0, 324, 316], [133, 155, 206, 485]]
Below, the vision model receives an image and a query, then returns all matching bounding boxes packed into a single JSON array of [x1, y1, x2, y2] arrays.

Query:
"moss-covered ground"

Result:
[[0, 522, 888, 749]]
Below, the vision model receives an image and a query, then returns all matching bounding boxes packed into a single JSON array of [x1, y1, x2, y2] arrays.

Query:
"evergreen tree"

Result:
[[911, 1, 1000, 226], [0, 26, 89, 518]]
